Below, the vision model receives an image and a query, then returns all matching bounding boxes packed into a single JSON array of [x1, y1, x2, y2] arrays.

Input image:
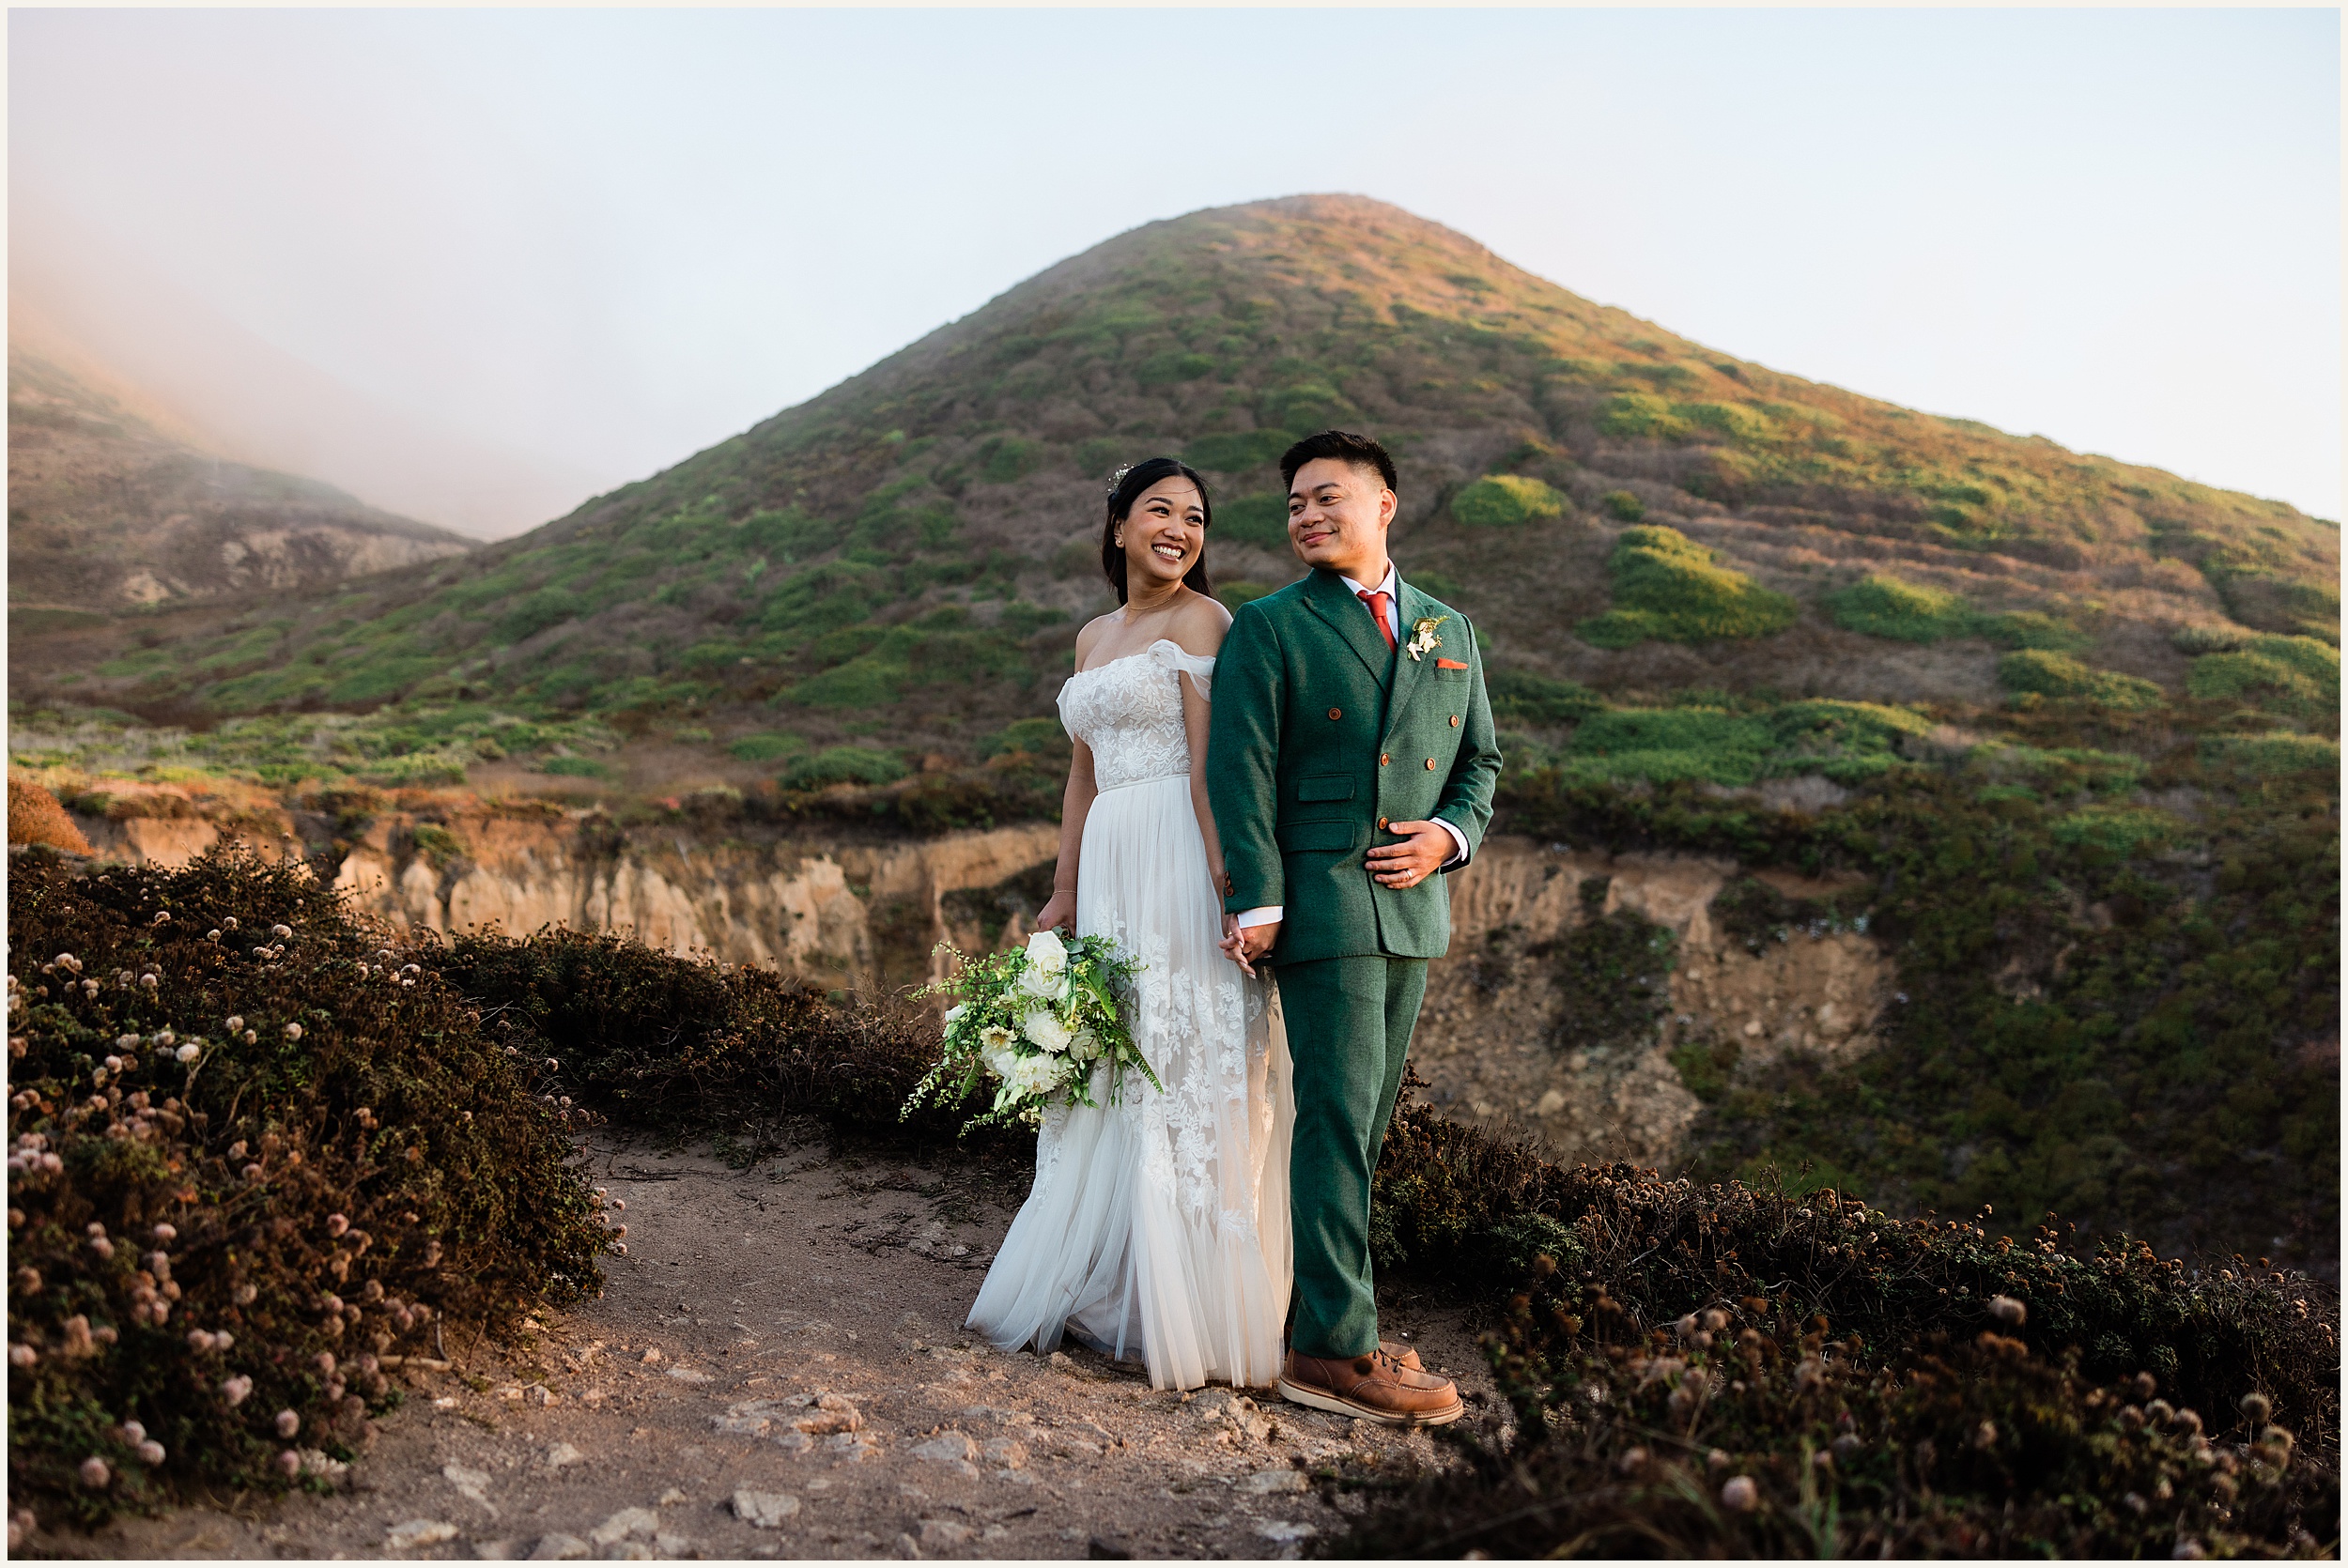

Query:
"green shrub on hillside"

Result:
[[1565, 708, 1774, 787], [1213, 493, 1288, 549], [539, 756, 610, 779], [780, 746, 906, 791], [1595, 392, 1687, 441], [1451, 475, 1567, 529], [2049, 804, 2184, 859], [1997, 651, 2164, 711], [1214, 581, 1272, 610], [1825, 576, 1973, 642], [495, 590, 585, 647], [978, 717, 1070, 761], [976, 437, 1043, 484], [726, 731, 807, 763], [2200, 732, 2340, 778], [1182, 429, 1293, 473], [2187, 637, 2340, 716], [5, 850, 609, 1527], [1600, 490, 1645, 523], [1980, 609, 2093, 652], [1764, 699, 1934, 783], [1579, 527, 1799, 648], [1487, 669, 1602, 726], [1135, 350, 1213, 387]]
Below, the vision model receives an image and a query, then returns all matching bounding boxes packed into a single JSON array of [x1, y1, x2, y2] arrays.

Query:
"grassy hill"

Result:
[[10, 193, 2332, 756], [7, 343, 473, 620]]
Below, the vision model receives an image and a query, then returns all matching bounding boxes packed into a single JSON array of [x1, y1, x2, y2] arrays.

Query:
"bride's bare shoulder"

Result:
[[1074, 611, 1123, 664], [1167, 591, 1232, 659]]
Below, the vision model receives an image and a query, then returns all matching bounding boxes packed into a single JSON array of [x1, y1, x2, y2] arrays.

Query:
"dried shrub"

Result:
[[8, 777, 93, 855], [5, 846, 610, 1529], [1357, 1106, 2340, 1557], [423, 927, 1001, 1152]]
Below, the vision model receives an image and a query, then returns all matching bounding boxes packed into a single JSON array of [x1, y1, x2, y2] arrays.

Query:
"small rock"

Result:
[[528, 1535, 590, 1561], [732, 1489, 801, 1529], [657, 1489, 688, 1507], [827, 1432, 884, 1461], [653, 1532, 691, 1557], [1241, 1468, 1307, 1495], [665, 1366, 714, 1385], [544, 1443, 586, 1470], [601, 1543, 655, 1561], [471, 1539, 520, 1560], [1255, 1521, 1317, 1542], [587, 1508, 658, 1546], [981, 1437, 1027, 1469], [892, 1533, 921, 1560], [772, 1430, 813, 1453], [388, 1519, 459, 1550], [919, 1519, 974, 1549], [712, 1399, 788, 1437], [639, 1348, 661, 1364], [910, 1432, 978, 1466], [444, 1464, 497, 1514]]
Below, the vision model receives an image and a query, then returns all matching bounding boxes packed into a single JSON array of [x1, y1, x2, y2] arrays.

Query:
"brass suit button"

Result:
[[1449, 715, 1460, 727], [1377, 816, 1389, 831], [1327, 707, 1342, 721], [1380, 753, 1390, 765], [1426, 758, 1437, 770]]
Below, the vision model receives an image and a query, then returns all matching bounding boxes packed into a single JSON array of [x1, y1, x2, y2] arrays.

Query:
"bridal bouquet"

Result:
[[903, 928, 1157, 1134]]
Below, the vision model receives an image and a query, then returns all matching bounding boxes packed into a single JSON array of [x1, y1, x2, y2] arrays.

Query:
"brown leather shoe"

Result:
[[1277, 1347, 1463, 1426], [1381, 1339, 1423, 1371]]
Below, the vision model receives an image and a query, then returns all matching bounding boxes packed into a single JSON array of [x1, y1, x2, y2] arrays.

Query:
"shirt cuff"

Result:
[[1234, 906, 1284, 930], [1433, 818, 1469, 869]]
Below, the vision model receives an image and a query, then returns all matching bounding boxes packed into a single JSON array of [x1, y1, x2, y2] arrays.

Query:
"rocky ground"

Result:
[[56, 1130, 1501, 1560]]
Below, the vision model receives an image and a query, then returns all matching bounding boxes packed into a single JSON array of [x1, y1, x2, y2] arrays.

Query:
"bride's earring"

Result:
[[1114, 532, 1124, 548]]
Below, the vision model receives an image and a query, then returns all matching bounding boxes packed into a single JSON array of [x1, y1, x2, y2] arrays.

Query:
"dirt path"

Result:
[[63, 1130, 1499, 1560]]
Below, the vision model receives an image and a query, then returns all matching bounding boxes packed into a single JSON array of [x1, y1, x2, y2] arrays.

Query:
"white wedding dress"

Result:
[[965, 638, 1294, 1390]]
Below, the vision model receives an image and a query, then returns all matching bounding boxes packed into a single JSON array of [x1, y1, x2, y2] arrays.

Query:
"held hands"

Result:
[[1218, 913, 1278, 978], [1367, 820, 1452, 889], [1035, 888, 1077, 935]]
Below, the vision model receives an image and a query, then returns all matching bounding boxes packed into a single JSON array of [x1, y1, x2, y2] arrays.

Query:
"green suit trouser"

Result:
[[1275, 953, 1429, 1360]]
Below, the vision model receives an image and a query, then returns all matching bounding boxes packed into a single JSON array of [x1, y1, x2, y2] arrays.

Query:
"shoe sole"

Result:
[[1275, 1376, 1465, 1427]]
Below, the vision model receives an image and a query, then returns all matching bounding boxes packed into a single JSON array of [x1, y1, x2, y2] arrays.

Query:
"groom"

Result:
[[1207, 430, 1503, 1424]]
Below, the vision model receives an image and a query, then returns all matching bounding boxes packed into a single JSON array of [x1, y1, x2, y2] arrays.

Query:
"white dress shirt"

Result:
[[1233, 562, 1470, 931]]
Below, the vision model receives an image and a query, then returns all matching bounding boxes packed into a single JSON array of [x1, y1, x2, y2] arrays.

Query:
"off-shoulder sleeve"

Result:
[[1148, 638, 1215, 698]]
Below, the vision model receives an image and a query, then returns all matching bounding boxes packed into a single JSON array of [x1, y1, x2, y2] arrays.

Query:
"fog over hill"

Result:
[[7, 314, 476, 618]]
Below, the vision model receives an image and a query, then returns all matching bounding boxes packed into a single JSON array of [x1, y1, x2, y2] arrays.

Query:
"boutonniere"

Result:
[[1406, 615, 1448, 662]]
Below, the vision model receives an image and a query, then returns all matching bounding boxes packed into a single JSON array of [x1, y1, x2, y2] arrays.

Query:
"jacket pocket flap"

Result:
[[1277, 821, 1357, 853], [1293, 775, 1354, 802]]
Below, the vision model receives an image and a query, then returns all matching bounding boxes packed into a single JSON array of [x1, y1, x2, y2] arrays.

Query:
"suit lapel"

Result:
[[1301, 569, 1395, 687], [1384, 578, 1433, 738]]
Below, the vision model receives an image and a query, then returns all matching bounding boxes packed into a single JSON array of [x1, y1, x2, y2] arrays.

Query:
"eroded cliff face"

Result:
[[69, 808, 1892, 1175]]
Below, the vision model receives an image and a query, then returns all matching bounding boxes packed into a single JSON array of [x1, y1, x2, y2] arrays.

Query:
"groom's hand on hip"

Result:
[[1367, 821, 1452, 888]]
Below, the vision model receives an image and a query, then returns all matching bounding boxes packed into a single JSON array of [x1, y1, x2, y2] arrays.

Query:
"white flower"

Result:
[[1067, 1027, 1102, 1063], [978, 1024, 1015, 1053], [1024, 929, 1068, 976], [1022, 1009, 1074, 1055], [1017, 961, 1066, 1002], [941, 1004, 967, 1026]]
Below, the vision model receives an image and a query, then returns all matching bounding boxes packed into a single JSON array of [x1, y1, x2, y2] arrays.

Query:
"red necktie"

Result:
[[1358, 589, 1397, 651]]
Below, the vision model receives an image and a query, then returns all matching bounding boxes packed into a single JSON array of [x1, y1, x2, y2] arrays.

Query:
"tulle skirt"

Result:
[[965, 773, 1293, 1390]]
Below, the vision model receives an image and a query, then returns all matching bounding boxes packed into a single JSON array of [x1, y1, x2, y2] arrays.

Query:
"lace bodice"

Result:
[[1056, 639, 1215, 792]]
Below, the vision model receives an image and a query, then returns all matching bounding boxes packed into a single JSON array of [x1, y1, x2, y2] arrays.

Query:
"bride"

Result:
[[965, 456, 1293, 1391]]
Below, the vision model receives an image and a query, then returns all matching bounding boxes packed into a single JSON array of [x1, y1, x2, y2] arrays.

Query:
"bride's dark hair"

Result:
[[1101, 456, 1214, 605]]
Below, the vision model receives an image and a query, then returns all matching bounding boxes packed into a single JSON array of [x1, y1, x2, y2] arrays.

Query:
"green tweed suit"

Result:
[[1206, 568, 1503, 1358]]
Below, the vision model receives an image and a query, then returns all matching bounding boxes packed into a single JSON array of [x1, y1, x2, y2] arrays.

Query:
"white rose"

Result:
[[1022, 1009, 1074, 1054], [1067, 1027, 1102, 1063], [1017, 962, 1067, 1002], [1024, 928, 1068, 976]]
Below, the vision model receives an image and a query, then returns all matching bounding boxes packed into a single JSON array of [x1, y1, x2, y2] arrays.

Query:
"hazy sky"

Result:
[[11, 8, 2340, 536]]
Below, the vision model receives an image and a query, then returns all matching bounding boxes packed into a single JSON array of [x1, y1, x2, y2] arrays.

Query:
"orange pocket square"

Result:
[[1434, 658, 1469, 670]]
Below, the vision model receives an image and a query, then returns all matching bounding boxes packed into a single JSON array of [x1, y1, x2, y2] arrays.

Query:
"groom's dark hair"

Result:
[[1280, 430, 1398, 496]]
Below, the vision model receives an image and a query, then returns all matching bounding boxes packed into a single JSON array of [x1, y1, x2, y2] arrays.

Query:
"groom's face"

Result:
[[1287, 458, 1396, 578]]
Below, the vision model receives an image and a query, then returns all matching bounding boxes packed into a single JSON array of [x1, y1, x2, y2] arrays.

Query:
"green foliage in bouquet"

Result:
[[904, 930, 1157, 1135]]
